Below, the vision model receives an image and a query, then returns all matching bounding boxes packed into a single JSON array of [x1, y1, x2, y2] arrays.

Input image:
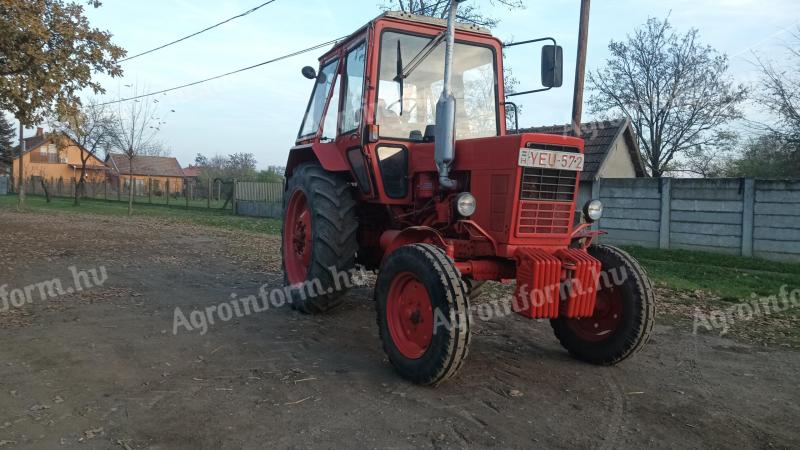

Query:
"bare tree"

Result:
[[383, 0, 523, 28], [588, 17, 747, 177], [50, 100, 113, 205], [748, 28, 800, 175], [110, 90, 160, 216]]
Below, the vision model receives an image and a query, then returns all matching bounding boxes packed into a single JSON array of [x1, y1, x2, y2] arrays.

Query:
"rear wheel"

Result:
[[375, 244, 471, 386], [550, 245, 655, 365], [281, 163, 358, 314]]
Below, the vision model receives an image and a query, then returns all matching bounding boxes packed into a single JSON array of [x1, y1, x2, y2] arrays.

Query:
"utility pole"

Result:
[[571, 0, 591, 137], [17, 122, 25, 208]]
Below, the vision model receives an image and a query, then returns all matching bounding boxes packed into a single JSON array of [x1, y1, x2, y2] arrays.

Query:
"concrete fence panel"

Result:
[[592, 177, 800, 262]]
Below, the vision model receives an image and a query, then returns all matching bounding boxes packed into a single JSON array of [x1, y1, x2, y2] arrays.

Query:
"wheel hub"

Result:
[[283, 190, 312, 284], [567, 285, 623, 342], [386, 272, 434, 359]]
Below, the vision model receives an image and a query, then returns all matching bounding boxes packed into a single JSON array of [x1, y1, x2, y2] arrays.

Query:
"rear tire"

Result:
[[375, 244, 471, 386], [281, 163, 358, 314], [550, 245, 655, 365]]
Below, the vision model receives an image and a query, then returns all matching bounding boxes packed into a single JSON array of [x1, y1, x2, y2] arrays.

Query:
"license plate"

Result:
[[518, 148, 584, 171]]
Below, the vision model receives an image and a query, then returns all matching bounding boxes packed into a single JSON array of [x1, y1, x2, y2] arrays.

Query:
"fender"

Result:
[[286, 143, 350, 178], [380, 226, 453, 262]]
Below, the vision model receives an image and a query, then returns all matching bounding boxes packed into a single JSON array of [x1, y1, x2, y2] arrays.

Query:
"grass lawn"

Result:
[[624, 246, 800, 302], [0, 194, 281, 235]]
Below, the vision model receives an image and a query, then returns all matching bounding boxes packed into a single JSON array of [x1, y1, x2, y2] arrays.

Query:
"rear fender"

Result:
[[286, 144, 350, 179]]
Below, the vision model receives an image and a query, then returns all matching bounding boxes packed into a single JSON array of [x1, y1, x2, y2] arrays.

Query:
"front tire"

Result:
[[550, 245, 655, 365], [375, 244, 471, 386], [281, 163, 358, 314]]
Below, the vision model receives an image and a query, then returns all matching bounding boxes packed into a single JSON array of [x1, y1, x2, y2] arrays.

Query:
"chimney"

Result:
[[36, 127, 44, 137]]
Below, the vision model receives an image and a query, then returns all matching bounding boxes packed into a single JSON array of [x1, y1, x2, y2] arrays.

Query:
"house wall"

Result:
[[116, 175, 185, 195], [597, 138, 637, 178], [12, 142, 107, 184]]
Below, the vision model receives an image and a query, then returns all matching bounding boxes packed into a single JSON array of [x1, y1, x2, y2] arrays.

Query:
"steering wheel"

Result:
[[385, 98, 418, 117]]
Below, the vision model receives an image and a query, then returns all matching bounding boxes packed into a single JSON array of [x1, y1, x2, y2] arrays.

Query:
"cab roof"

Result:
[[320, 11, 494, 61]]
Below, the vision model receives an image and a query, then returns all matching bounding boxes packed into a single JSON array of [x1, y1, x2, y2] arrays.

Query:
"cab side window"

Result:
[[342, 42, 367, 134], [321, 72, 340, 142], [298, 58, 339, 138]]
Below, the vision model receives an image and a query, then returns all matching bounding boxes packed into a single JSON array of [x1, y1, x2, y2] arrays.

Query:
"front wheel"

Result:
[[551, 245, 655, 365], [375, 244, 471, 386]]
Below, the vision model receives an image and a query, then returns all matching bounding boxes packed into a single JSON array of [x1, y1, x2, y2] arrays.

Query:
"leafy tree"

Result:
[[225, 152, 258, 180], [256, 168, 284, 183], [0, 113, 15, 164], [49, 99, 114, 205], [0, 0, 125, 206], [724, 134, 798, 178], [588, 17, 747, 177], [194, 153, 209, 167]]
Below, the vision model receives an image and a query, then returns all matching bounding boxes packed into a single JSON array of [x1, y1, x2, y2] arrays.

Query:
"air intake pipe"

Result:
[[433, 0, 463, 191]]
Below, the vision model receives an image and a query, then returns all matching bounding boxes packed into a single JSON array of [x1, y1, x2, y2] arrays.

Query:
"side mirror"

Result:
[[541, 45, 563, 88], [301, 66, 317, 80]]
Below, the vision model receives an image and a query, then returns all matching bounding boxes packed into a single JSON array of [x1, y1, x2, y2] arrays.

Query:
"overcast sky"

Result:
[[42, 0, 800, 168]]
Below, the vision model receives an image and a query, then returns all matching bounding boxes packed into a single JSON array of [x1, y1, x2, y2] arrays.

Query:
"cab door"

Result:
[[336, 39, 375, 197]]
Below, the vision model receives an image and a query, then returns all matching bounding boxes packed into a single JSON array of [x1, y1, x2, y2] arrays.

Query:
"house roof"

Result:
[[107, 153, 185, 178], [182, 165, 202, 177], [14, 133, 106, 166], [517, 118, 647, 181], [17, 135, 47, 155]]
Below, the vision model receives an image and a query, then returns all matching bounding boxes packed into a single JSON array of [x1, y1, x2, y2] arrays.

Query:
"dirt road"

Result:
[[0, 209, 798, 449]]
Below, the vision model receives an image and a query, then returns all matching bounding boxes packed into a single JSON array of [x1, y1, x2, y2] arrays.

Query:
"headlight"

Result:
[[583, 199, 603, 222], [455, 192, 477, 217]]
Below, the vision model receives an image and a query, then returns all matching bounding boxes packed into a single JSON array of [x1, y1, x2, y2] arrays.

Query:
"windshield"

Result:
[[377, 31, 498, 141]]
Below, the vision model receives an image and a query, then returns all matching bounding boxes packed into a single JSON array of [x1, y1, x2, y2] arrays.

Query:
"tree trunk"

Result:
[[75, 157, 88, 206], [127, 156, 134, 216], [40, 178, 50, 203], [17, 121, 25, 209]]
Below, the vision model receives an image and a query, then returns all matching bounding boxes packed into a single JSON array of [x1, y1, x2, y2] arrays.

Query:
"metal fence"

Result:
[[234, 181, 284, 218], [14, 176, 235, 210], [0, 175, 7, 195], [590, 178, 800, 262]]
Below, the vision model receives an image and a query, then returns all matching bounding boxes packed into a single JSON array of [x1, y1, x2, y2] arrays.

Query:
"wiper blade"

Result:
[[394, 40, 404, 115], [398, 31, 446, 81], [392, 31, 447, 116]]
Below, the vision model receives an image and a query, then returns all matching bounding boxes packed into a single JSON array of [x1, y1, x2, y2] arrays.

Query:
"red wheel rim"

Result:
[[283, 190, 312, 284], [386, 272, 434, 359], [566, 285, 624, 342]]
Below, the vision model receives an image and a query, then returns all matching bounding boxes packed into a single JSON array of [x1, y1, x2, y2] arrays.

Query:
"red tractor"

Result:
[[282, 3, 655, 385]]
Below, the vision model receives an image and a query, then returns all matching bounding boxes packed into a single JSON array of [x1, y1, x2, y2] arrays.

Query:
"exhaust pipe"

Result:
[[434, 0, 462, 191]]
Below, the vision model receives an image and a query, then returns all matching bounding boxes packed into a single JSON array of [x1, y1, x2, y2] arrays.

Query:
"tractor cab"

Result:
[[282, 6, 655, 387]]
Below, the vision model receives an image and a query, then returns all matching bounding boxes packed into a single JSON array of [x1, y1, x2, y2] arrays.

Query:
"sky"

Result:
[[25, 0, 800, 169]]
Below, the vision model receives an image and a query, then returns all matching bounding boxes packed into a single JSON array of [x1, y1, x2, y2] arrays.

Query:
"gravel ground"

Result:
[[0, 208, 798, 449]]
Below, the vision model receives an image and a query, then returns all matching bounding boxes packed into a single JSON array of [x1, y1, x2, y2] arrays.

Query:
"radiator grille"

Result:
[[517, 201, 572, 235], [520, 167, 578, 202]]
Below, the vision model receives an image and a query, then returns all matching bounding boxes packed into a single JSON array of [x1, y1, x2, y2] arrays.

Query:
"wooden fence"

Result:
[[233, 181, 284, 218], [14, 176, 234, 210]]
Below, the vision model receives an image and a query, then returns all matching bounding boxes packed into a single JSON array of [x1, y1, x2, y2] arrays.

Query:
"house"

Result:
[[106, 153, 185, 196], [11, 127, 108, 187], [518, 118, 647, 207], [182, 165, 202, 180]]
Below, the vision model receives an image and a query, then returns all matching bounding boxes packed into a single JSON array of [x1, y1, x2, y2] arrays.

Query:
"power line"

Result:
[[98, 36, 347, 106], [120, 0, 280, 62]]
